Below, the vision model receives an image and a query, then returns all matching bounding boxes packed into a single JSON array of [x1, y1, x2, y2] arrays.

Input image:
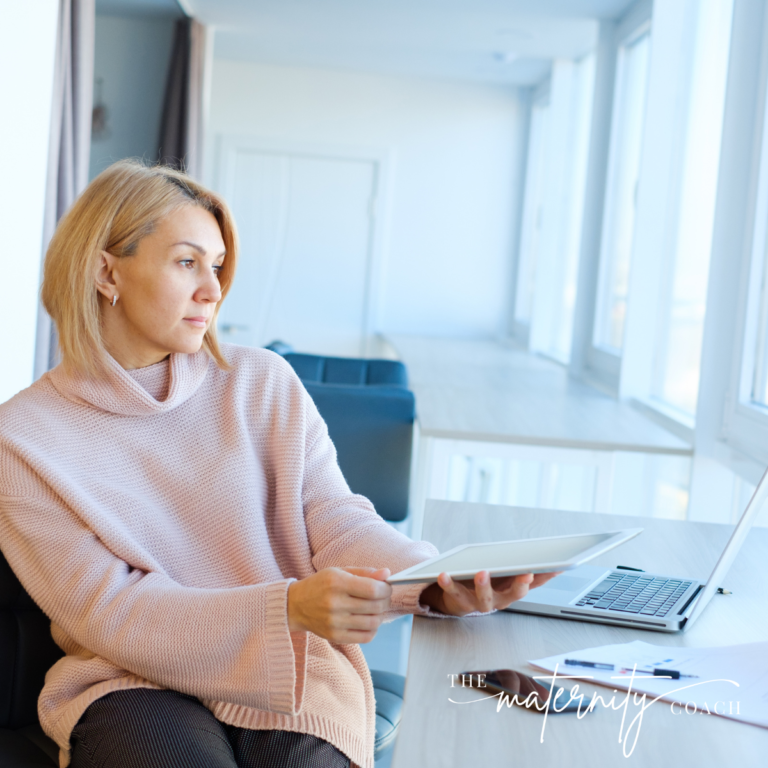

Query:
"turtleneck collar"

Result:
[[47, 349, 211, 416], [126, 356, 171, 401]]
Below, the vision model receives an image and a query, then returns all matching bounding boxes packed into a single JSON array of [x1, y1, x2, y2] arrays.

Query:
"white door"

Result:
[[217, 146, 377, 357]]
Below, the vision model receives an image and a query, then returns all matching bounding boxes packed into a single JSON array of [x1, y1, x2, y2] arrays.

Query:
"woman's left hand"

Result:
[[419, 570, 562, 617]]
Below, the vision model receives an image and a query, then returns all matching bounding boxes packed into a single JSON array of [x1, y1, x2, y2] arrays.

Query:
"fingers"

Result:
[[466, 572, 533, 607], [473, 570, 495, 613], [435, 571, 538, 616], [317, 570, 392, 615], [530, 571, 562, 588], [313, 600, 386, 645], [430, 569, 565, 617], [435, 572, 465, 607], [435, 571, 489, 616], [342, 595, 392, 615], [333, 628, 379, 644], [342, 612, 386, 632], [336, 568, 393, 601], [287, 567, 394, 643], [488, 575, 518, 592], [342, 566, 391, 582], [490, 573, 535, 609]]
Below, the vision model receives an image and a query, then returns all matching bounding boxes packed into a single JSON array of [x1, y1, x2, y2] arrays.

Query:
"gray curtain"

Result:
[[34, 0, 95, 378], [186, 19, 212, 181], [158, 18, 192, 170], [158, 18, 211, 178]]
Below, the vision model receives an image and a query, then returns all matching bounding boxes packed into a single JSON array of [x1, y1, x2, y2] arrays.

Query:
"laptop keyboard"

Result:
[[574, 573, 693, 617]]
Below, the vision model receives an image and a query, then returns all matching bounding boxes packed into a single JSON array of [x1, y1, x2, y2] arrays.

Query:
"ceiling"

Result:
[[190, 0, 638, 86], [99, 0, 640, 86], [96, 0, 184, 17]]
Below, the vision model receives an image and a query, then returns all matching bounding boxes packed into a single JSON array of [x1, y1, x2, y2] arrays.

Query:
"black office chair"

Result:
[[0, 552, 61, 767], [0, 542, 408, 768]]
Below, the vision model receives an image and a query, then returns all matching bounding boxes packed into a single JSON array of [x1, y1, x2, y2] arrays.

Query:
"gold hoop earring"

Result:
[[111, 295, 118, 307]]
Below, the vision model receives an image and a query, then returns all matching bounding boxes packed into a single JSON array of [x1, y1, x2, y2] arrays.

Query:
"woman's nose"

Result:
[[196, 268, 222, 303]]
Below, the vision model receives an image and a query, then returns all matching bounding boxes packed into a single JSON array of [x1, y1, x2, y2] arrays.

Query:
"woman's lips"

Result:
[[183, 317, 208, 328]]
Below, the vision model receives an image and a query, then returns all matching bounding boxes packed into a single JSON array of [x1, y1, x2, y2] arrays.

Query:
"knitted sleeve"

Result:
[[293, 375, 459, 620], [0, 448, 308, 716]]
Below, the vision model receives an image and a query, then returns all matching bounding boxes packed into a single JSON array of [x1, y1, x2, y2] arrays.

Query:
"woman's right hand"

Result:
[[287, 566, 392, 644]]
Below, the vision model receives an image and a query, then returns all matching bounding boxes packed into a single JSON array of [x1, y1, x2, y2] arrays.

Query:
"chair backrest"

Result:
[[264, 340, 294, 356], [303, 383, 414, 522], [0, 551, 63, 728], [282, 354, 414, 523], [284, 353, 408, 388]]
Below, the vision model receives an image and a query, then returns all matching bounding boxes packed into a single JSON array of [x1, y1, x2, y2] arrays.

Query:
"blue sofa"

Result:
[[282, 352, 415, 523]]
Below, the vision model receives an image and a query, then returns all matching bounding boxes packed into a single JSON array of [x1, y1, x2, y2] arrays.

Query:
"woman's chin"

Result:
[[168, 333, 207, 356]]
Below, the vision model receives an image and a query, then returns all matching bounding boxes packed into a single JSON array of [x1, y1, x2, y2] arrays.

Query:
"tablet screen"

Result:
[[405, 532, 615, 576]]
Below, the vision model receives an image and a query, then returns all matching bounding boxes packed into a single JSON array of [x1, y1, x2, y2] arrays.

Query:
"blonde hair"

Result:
[[42, 159, 238, 376]]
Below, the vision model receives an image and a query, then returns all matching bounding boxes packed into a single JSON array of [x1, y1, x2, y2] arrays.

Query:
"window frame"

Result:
[[512, 87, 551, 336], [690, 0, 768, 490], [646, 0, 734, 419], [722, 50, 768, 465], [510, 53, 596, 365], [573, 4, 653, 392]]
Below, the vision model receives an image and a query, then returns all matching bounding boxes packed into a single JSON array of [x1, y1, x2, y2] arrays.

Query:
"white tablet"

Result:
[[387, 528, 643, 585]]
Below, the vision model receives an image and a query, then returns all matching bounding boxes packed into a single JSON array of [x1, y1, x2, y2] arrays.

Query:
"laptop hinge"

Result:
[[677, 585, 703, 616]]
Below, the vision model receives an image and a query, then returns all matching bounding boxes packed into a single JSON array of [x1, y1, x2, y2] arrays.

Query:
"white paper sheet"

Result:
[[529, 639, 768, 729]]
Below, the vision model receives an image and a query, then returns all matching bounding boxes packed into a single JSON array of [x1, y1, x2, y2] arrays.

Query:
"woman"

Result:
[[0, 161, 554, 768]]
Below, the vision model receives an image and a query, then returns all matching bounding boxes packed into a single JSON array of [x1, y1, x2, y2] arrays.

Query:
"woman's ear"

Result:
[[94, 250, 118, 301]]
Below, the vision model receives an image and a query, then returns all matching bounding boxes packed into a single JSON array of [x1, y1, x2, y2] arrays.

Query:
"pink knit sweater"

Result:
[[0, 345, 441, 768]]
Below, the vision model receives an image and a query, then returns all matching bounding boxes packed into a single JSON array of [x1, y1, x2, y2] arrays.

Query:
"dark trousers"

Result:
[[69, 688, 351, 768]]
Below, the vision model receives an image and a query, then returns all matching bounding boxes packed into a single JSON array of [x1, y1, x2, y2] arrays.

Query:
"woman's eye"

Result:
[[180, 259, 195, 269]]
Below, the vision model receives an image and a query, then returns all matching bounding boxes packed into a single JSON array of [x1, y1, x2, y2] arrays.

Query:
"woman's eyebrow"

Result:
[[171, 240, 206, 253], [171, 241, 226, 258]]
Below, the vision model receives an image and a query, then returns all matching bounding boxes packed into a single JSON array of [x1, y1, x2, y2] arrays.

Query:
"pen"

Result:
[[564, 659, 614, 670], [620, 668, 699, 680], [564, 660, 699, 679]]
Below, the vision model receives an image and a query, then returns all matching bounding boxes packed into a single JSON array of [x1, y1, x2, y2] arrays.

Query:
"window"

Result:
[[743, 80, 768, 415], [732, 64, 768, 454], [547, 52, 595, 362], [514, 100, 550, 327], [593, 32, 651, 353], [651, 0, 733, 417], [750, 273, 768, 409], [593, 0, 735, 428], [516, 54, 595, 363]]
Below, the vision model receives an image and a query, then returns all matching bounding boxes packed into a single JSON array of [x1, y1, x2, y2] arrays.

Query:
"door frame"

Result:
[[214, 134, 394, 356]]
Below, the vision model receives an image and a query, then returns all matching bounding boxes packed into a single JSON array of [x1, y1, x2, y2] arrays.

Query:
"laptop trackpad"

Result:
[[516, 566, 608, 606], [545, 576, 595, 592]]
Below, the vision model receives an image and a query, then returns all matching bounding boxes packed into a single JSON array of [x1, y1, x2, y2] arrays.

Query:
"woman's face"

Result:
[[97, 204, 226, 369]]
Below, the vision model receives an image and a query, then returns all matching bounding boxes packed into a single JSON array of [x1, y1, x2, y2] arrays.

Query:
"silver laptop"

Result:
[[505, 464, 768, 633]]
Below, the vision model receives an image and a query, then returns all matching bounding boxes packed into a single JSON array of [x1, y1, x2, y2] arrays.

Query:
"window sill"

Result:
[[630, 397, 694, 445]]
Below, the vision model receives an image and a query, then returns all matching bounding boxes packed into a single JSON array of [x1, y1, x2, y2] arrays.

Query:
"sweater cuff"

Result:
[[392, 582, 500, 619], [263, 580, 308, 715], [392, 582, 454, 618]]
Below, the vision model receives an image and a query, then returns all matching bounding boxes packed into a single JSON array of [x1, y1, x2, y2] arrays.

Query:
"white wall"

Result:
[[0, 2, 58, 404], [207, 61, 525, 339], [89, 15, 175, 180]]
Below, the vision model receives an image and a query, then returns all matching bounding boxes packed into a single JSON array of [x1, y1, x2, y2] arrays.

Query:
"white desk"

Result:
[[391, 500, 768, 768]]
